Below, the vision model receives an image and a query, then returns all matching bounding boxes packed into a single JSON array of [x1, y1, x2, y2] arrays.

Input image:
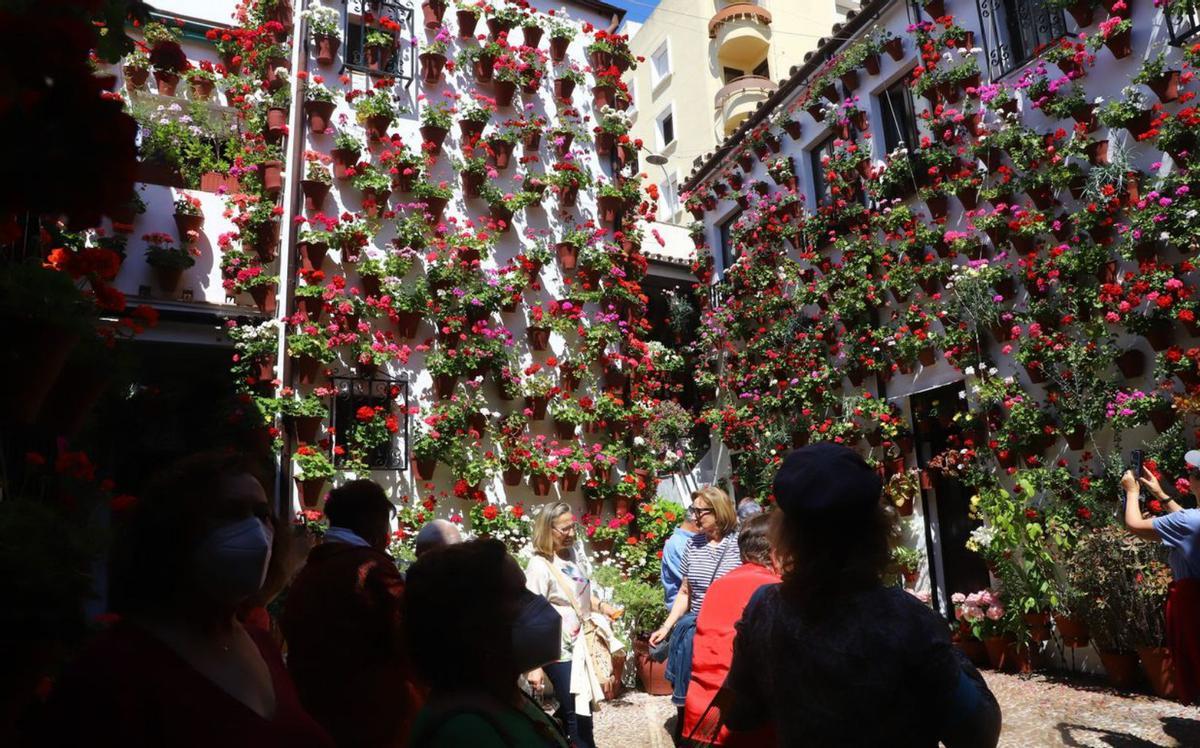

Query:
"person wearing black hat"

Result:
[[717, 443, 1001, 747], [1122, 449, 1200, 704]]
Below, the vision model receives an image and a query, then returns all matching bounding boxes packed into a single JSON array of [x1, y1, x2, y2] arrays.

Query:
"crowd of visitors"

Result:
[[26, 443, 1008, 747]]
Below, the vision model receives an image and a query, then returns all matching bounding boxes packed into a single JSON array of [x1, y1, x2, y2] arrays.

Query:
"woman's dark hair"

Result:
[[738, 512, 774, 566], [108, 451, 269, 615], [404, 538, 523, 700], [775, 502, 896, 611]]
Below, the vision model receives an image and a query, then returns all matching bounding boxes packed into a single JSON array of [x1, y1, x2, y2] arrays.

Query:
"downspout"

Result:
[[271, 7, 307, 516]]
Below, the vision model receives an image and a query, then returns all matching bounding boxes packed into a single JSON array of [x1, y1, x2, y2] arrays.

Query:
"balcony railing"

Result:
[[1167, 3, 1199, 46], [715, 75, 778, 133], [975, 0, 1066, 79], [708, 3, 772, 37]]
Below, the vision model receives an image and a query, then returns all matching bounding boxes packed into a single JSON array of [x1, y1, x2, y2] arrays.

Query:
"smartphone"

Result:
[[1126, 450, 1145, 507]]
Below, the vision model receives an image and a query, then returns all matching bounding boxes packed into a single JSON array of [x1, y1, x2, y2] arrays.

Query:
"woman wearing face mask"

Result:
[[406, 538, 569, 747], [39, 452, 333, 748], [524, 502, 621, 748]]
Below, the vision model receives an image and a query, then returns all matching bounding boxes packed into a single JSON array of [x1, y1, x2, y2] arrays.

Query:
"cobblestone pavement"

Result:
[[592, 672, 1200, 747]]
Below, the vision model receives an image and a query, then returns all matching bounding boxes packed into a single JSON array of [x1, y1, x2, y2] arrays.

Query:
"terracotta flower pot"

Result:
[[296, 297, 323, 323], [124, 65, 149, 88], [1024, 612, 1052, 642], [1136, 646, 1177, 699], [598, 194, 622, 223], [415, 458, 437, 481], [365, 114, 392, 141], [493, 80, 517, 107], [983, 635, 1014, 671], [1066, 0, 1096, 26], [365, 43, 393, 72], [633, 638, 672, 695], [292, 354, 322, 386], [286, 415, 323, 444], [531, 474, 552, 496], [922, 0, 944, 17], [1105, 28, 1132, 59], [189, 78, 214, 101], [174, 212, 203, 242], [421, 0, 446, 29], [462, 170, 483, 198], [457, 10, 479, 38], [1099, 650, 1141, 690], [419, 125, 448, 151], [473, 55, 495, 82], [423, 196, 448, 223], [591, 84, 616, 108], [525, 395, 548, 420], [1053, 614, 1090, 647], [419, 52, 446, 85], [550, 35, 569, 62], [331, 147, 360, 179], [488, 138, 514, 170], [295, 477, 326, 508], [153, 69, 180, 96], [249, 284, 277, 315], [301, 179, 330, 212], [314, 35, 340, 66], [261, 159, 283, 194], [392, 310, 421, 339]]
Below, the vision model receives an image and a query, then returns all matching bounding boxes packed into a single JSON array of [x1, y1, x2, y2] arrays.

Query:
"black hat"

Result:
[[773, 443, 881, 516]]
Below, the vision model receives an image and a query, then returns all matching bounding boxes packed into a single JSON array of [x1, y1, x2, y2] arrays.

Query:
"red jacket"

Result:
[[683, 563, 780, 746], [281, 541, 419, 748]]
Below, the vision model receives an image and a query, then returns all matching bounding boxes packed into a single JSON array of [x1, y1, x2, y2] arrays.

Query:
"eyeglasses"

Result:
[[553, 523, 577, 534], [689, 507, 713, 519]]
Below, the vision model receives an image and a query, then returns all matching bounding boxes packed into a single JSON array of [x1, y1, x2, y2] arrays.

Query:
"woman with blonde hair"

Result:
[[649, 486, 741, 739], [524, 502, 621, 748]]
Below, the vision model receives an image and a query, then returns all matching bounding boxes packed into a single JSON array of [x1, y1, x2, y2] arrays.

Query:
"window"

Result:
[[723, 66, 743, 84], [658, 173, 679, 221], [718, 211, 742, 277], [751, 59, 769, 78], [976, 0, 1066, 78], [809, 137, 835, 205], [656, 106, 676, 150], [878, 80, 918, 156], [650, 40, 671, 87]]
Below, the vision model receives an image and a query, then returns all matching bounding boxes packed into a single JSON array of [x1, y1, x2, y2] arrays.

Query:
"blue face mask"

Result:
[[511, 589, 563, 672], [193, 517, 274, 605]]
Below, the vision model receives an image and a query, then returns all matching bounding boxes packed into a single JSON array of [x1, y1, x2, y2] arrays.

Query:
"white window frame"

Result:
[[649, 39, 672, 90], [658, 171, 680, 222], [655, 103, 677, 153]]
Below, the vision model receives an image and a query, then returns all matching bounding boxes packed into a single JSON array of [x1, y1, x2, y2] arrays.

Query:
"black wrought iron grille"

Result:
[[975, 0, 1067, 79], [329, 374, 410, 470], [342, 0, 416, 89], [1167, 4, 1199, 46]]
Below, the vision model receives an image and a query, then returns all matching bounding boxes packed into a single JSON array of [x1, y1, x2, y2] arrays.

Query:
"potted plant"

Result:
[[301, 2, 343, 65], [419, 26, 451, 84], [548, 16, 577, 62], [184, 62, 218, 101], [455, 0, 484, 38], [122, 48, 151, 89], [303, 79, 337, 132], [413, 180, 453, 223], [363, 27, 397, 71], [293, 445, 335, 507], [419, 99, 454, 151], [352, 88, 396, 141], [286, 328, 335, 385], [350, 164, 392, 219], [142, 232, 194, 294]]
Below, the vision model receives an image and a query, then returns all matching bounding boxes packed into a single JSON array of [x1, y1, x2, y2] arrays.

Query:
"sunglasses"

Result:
[[689, 506, 713, 518]]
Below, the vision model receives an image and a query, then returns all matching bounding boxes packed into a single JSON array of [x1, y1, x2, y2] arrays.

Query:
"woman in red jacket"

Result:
[[682, 512, 779, 746]]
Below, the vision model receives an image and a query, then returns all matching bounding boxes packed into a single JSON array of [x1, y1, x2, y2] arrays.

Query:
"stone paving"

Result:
[[592, 672, 1200, 747]]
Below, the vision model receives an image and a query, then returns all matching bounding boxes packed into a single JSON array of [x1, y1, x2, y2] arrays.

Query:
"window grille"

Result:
[[329, 373, 410, 470], [975, 0, 1066, 79]]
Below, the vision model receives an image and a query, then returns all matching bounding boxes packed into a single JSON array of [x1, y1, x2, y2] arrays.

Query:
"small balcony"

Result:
[[709, 3, 772, 70], [715, 75, 778, 135]]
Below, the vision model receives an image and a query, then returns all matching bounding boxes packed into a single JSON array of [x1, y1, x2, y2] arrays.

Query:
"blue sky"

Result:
[[612, 0, 659, 23]]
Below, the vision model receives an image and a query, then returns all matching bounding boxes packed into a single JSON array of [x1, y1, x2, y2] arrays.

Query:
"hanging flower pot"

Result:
[[313, 34, 341, 66], [266, 106, 288, 139], [806, 102, 825, 122], [864, 52, 881, 76], [285, 415, 323, 444], [501, 467, 523, 486], [1136, 647, 1177, 699], [588, 49, 613, 68], [598, 195, 622, 223], [361, 187, 391, 219], [523, 129, 542, 150], [526, 395, 549, 420], [553, 77, 576, 102], [1065, 0, 1096, 26], [488, 203, 514, 230], [839, 70, 860, 91], [554, 419, 576, 441], [550, 35, 570, 62], [555, 242, 579, 272], [261, 159, 283, 195], [1148, 69, 1181, 102], [530, 474, 552, 496], [473, 54, 495, 82], [1144, 320, 1175, 352], [494, 79, 517, 107], [1065, 426, 1087, 451], [922, 0, 945, 14], [419, 52, 447, 85], [304, 99, 336, 133], [365, 43, 394, 72], [1151, 404, 1177, 433], [124, 65, 149, 88], [433, 373, 457, 400], [884, 36, 904, 60], [300, 179, 330, 212], [331, 147, 360, 178], [189, 77, 215, 101], [415, 458, 437, 481], [526, 325, 551, 350], [249, 284, 278, 315], [595, 130, 615, 155], [462, 169, 483, 198], [252, 221, 280, 262], [488, 138, 515, 169], [420, 124, 449, 151], [457, 10, 479, 37], [174, 211, 204, 241], [390, 310, 420, 339], [1105, 27, 1132, 59], [1053, 614, 1090, 647], [292, 354, 321, 386], [781, 120, 802, 141], [522, 24, 544, 48], [1099, 651, 1141, 690], [487, 17, 516, 39], [296, 296, 324, 323], [925, 195, 949, 220], [592, 84, 617, 108], [421, 0, 447, 28], [360, 113, 390, 141], [295, 477, 326, 508], [153, 69, 180, 96]]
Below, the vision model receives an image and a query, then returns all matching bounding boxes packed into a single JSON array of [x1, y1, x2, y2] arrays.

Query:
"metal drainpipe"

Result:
[[271, 8, 307, 516]]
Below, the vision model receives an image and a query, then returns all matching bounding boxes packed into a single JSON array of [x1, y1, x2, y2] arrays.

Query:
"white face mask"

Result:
[[193, 516, 274, 605]]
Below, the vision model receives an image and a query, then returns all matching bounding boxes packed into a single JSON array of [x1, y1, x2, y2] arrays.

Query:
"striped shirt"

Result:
[[681, 532, 741, 614]]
